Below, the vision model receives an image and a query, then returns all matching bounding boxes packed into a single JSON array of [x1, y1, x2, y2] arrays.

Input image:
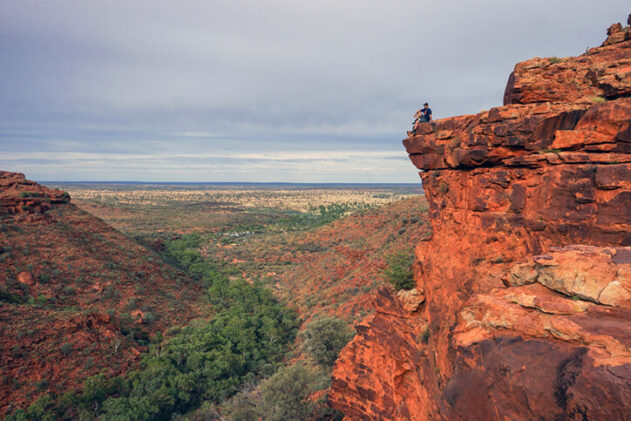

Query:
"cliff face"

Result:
[[330, 17, 631, 420]]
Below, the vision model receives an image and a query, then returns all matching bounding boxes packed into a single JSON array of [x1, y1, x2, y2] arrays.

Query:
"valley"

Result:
[[1, 178, 429, 419]]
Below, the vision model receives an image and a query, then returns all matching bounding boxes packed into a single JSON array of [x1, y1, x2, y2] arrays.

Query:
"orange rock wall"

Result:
[[330, 17, 631, 420]]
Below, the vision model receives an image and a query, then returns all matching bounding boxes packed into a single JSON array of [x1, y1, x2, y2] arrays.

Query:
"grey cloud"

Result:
[[0, 0, 629, 181]]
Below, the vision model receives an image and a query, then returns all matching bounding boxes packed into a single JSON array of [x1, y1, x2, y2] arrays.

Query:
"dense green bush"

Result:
[[221, 363, 333, 421], [301, 316, 354, 368], [5, 394, 56, 421], [163, 233, 236, 287], [59, 343, 73, 356], [258, 363, 319, 421], [383, 250, 415, 290]]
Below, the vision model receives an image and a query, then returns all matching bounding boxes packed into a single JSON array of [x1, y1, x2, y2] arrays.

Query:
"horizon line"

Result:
[[40, 180, 422, 186]]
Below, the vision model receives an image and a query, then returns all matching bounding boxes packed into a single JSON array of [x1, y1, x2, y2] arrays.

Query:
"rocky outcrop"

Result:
[[504, 21, 631, 104], [510, 245, 631, 308], [330, 16, 631, 420], [0, 171, 70, 221], [331, 288, 430, 418]]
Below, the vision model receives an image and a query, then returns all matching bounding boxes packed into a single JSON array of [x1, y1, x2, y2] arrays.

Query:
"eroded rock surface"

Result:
[[330, 16, 631, 420], [510, 245, 631, 308], [504, 21, 631, 104], [0, 171, 70, 222]]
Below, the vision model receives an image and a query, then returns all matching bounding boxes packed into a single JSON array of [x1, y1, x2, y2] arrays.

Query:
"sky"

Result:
[[1, 1, 629, 183]]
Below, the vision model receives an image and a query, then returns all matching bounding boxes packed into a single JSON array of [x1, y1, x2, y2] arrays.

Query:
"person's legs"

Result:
[[411, 120, 420, 134]]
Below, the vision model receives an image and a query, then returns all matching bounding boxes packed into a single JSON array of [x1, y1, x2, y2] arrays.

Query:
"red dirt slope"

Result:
[[0, 172, 204, 416], [274, 197, 431, 323]]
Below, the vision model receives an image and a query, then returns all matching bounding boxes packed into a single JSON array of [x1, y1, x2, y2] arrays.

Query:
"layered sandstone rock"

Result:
[[504, 20, 631, 104], [0, 171, 70, 221], [331, 17, 631, 420]]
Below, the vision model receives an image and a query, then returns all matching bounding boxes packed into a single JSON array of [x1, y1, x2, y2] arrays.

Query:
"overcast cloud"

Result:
[[1, 1, 629, 182]]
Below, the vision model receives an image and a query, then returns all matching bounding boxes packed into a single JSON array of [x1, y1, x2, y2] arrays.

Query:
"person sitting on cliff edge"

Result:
[[410, 102, 432, 135]]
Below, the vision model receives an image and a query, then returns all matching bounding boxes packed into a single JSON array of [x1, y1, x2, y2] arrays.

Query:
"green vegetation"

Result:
[[301, 316, 355, 368], [55, 183, 418, 236], [227, 203, 372, 235], [0, 286, 25, 304], [537, 148, 562, 155], [59, 343, 73, 356], [98, 237, 299, 419], [547, 56, 563, 64], [383, 250, 416, 290], [590, 95, 607, 103], [276, 203, 369, 231], [220, 363, 337, 421], [162, 233, 235, 285], [257, 363, 322, 421], [18, 191, 44, 198]]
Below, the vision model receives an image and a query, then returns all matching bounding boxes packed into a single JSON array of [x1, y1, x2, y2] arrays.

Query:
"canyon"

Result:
[[330, 16, 631, 420]]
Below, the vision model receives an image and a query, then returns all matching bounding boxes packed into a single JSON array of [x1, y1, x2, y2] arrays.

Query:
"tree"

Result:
[[258, 364, 317, 421], [301, 316, 354, 368]]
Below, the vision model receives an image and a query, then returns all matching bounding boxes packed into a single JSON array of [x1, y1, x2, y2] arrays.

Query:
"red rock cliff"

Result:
[[330, 17, 631, 420]]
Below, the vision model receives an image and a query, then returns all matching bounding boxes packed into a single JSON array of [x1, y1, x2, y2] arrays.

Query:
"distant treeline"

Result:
[[45, 181, 423, 193]]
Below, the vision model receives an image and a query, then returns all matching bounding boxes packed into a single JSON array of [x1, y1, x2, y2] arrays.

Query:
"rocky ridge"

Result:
[[0, 173, 202, 415], [330, 16, 631, 420], [0, 172, 70, 222]]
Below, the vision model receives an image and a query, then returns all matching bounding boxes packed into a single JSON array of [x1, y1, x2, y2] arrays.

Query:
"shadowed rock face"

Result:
[[330, 16, 631, 420]]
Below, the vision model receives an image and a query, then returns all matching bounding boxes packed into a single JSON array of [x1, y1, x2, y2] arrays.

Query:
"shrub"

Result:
[[547, 56, 563, 64], [35, 379, 49, 391], [222, 385, 260, 421], [141, 311, 155, 324], [60, 343, 73, 356], [0, 288, 24, 304], [590, 95, 607, 103], [258, 364, 318, 421], [4, 394, 56, 421], [301, 316, 354, 368], [6, 234, 300, 420], [537, 148, 562, 155], [383, 250, 416, 290], [96, 242, 299, 420]]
